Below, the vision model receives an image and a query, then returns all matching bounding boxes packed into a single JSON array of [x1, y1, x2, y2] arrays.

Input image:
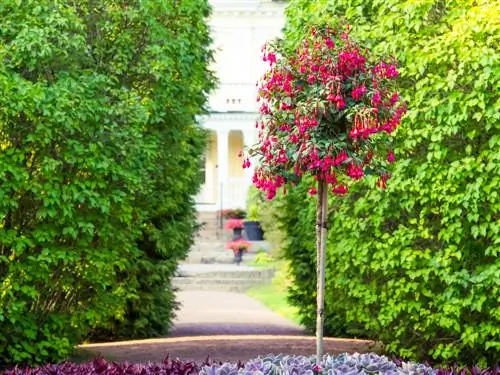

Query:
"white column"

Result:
[[243, 128, 257, 202], [217, 129, 229, 210]]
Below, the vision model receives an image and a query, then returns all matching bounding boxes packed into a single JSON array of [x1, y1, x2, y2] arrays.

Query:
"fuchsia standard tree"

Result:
[[244, 23, 406, 363]]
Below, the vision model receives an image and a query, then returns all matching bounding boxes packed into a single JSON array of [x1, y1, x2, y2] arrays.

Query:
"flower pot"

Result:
[[243, 221, 264, 241], [232, 227, 243, 240], [234, 248, 244, 265]]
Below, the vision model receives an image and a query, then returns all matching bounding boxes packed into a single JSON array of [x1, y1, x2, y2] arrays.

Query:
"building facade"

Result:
[[196, 0, 286, 212]]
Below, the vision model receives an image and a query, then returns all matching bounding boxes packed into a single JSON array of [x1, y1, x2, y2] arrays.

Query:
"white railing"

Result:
[[223, 178, 247, 210]]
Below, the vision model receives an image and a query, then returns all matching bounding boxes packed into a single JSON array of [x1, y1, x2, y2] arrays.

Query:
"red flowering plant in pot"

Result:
[[226, 239, 251, 265], [225, 219, 245, 240], [243, 22, 406, 362]]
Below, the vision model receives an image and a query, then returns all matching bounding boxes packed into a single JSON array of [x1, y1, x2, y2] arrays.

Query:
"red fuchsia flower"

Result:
[[390, 92, 399, 105], [387, 150, 395, 163], [351, 85, 367, 100], [332, 184, 349, 195], [334, 150, 348, 166], [309, 187, 317, 196], [325, 173, 337, 185], [377, 173, 390, 189], [336, 97, 346, 109], [246, 22, 406, 200], [347, 162, 364, 180], [267, 52, 277, 65], [374, 61, 399, 79], [225, 219, 244, 230], [364, 150, 374, 164], [226, 239, 251, 252], [371, 91, 381, 106], [312, 364, 322, 373]]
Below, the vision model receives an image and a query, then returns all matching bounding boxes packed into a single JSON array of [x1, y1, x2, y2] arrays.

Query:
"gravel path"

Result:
[[170, 291, 304, 336], [80, 290, 379, 363]]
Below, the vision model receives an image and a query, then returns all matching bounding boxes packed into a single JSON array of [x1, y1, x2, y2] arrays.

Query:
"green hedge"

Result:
[[0, 0, 214, 367], [279, 0, 500, 365]]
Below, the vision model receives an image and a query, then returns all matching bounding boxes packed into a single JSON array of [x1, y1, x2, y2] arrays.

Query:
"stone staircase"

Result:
[[174, 212, 275, 292], [173, 264, 275, 292], [183, 211, 230, 264]]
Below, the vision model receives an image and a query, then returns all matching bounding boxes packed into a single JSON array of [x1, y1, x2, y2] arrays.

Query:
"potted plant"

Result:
[[225, 218, 244, 240], [226, 239, 251, 265], [243, 204, 265, 241], [220, 208, 246, 220]]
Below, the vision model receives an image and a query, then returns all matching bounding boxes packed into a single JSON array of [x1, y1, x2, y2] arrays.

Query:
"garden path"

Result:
[[80, 272, 378, 363], [79, 220, 378, 363]]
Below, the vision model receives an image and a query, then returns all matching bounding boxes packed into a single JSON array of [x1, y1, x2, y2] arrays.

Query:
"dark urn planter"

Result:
[[234, 249, 244, 265], [243, 221, 264, 241], [232, 227, 243, 240]]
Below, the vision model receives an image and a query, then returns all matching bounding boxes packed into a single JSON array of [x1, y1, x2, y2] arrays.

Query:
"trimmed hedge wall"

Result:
[[0, 0, 214, 367], [278, 0, 500, 366]]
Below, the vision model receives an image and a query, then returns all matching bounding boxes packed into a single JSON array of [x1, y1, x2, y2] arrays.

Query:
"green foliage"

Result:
[[247, 260, 302, 325], [248, 185, 287, 258], [0, 0, 214, 367], [280, 0, 500, 366]]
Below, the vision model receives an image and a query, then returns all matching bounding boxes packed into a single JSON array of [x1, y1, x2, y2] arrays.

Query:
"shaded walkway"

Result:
[[80, 290, 379, 363], [170, 291, 304, 337]]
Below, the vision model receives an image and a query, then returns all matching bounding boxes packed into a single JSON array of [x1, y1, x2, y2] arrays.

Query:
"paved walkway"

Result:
[[170, 290, 304, 336], [79, 263, 378, 363]]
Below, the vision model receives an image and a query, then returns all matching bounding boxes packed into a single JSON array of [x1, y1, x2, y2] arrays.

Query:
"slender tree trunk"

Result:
[[316, 179, 328, 364]]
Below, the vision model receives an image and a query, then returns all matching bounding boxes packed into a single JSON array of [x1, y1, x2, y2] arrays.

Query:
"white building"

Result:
[[196, 0, 286, 212]]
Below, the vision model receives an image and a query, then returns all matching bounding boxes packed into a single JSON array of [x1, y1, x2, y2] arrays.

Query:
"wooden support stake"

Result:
[[316, 179, 328, 364]]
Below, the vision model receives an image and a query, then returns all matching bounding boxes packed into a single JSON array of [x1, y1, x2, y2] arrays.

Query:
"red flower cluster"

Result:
[[225, 219, 244, 230], [226, 239, 251, 252], [247, 23, 406, 199]]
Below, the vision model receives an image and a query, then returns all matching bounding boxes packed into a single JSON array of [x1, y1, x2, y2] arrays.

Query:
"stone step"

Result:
[[190, 242, 227, 253], [183, 251, 261, 265], [172, 277, 270, 292], [176, 267, 275, 280]]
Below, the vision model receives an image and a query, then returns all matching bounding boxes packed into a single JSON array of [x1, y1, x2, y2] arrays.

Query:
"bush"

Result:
[[279, 0, 500, 365], [0, 0, 214, 366], [247, 185, 287, 258]]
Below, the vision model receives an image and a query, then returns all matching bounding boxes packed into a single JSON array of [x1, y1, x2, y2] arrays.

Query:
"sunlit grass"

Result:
[[246, 283, 302, 326]]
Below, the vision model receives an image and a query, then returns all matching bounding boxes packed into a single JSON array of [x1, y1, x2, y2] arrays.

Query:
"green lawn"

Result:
[[246, 283, 302, 326]]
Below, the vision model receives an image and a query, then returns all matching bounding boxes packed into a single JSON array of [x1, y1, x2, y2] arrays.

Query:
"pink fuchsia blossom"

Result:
[[332, 184, 349, 195], [390, 92, 399, 105], [387, 150, 395, 163], [334, 150, 349, 166], [351, 85, 367, 100], [336, 98, 346, 109], [374, 62, 399, 79], [377, 173, 390, 189], [347, 162, 364, 180], [246, 23, 406, 200]]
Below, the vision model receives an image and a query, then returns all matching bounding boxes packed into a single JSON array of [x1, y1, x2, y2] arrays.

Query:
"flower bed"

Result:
[[4, 353, 498, 375]]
